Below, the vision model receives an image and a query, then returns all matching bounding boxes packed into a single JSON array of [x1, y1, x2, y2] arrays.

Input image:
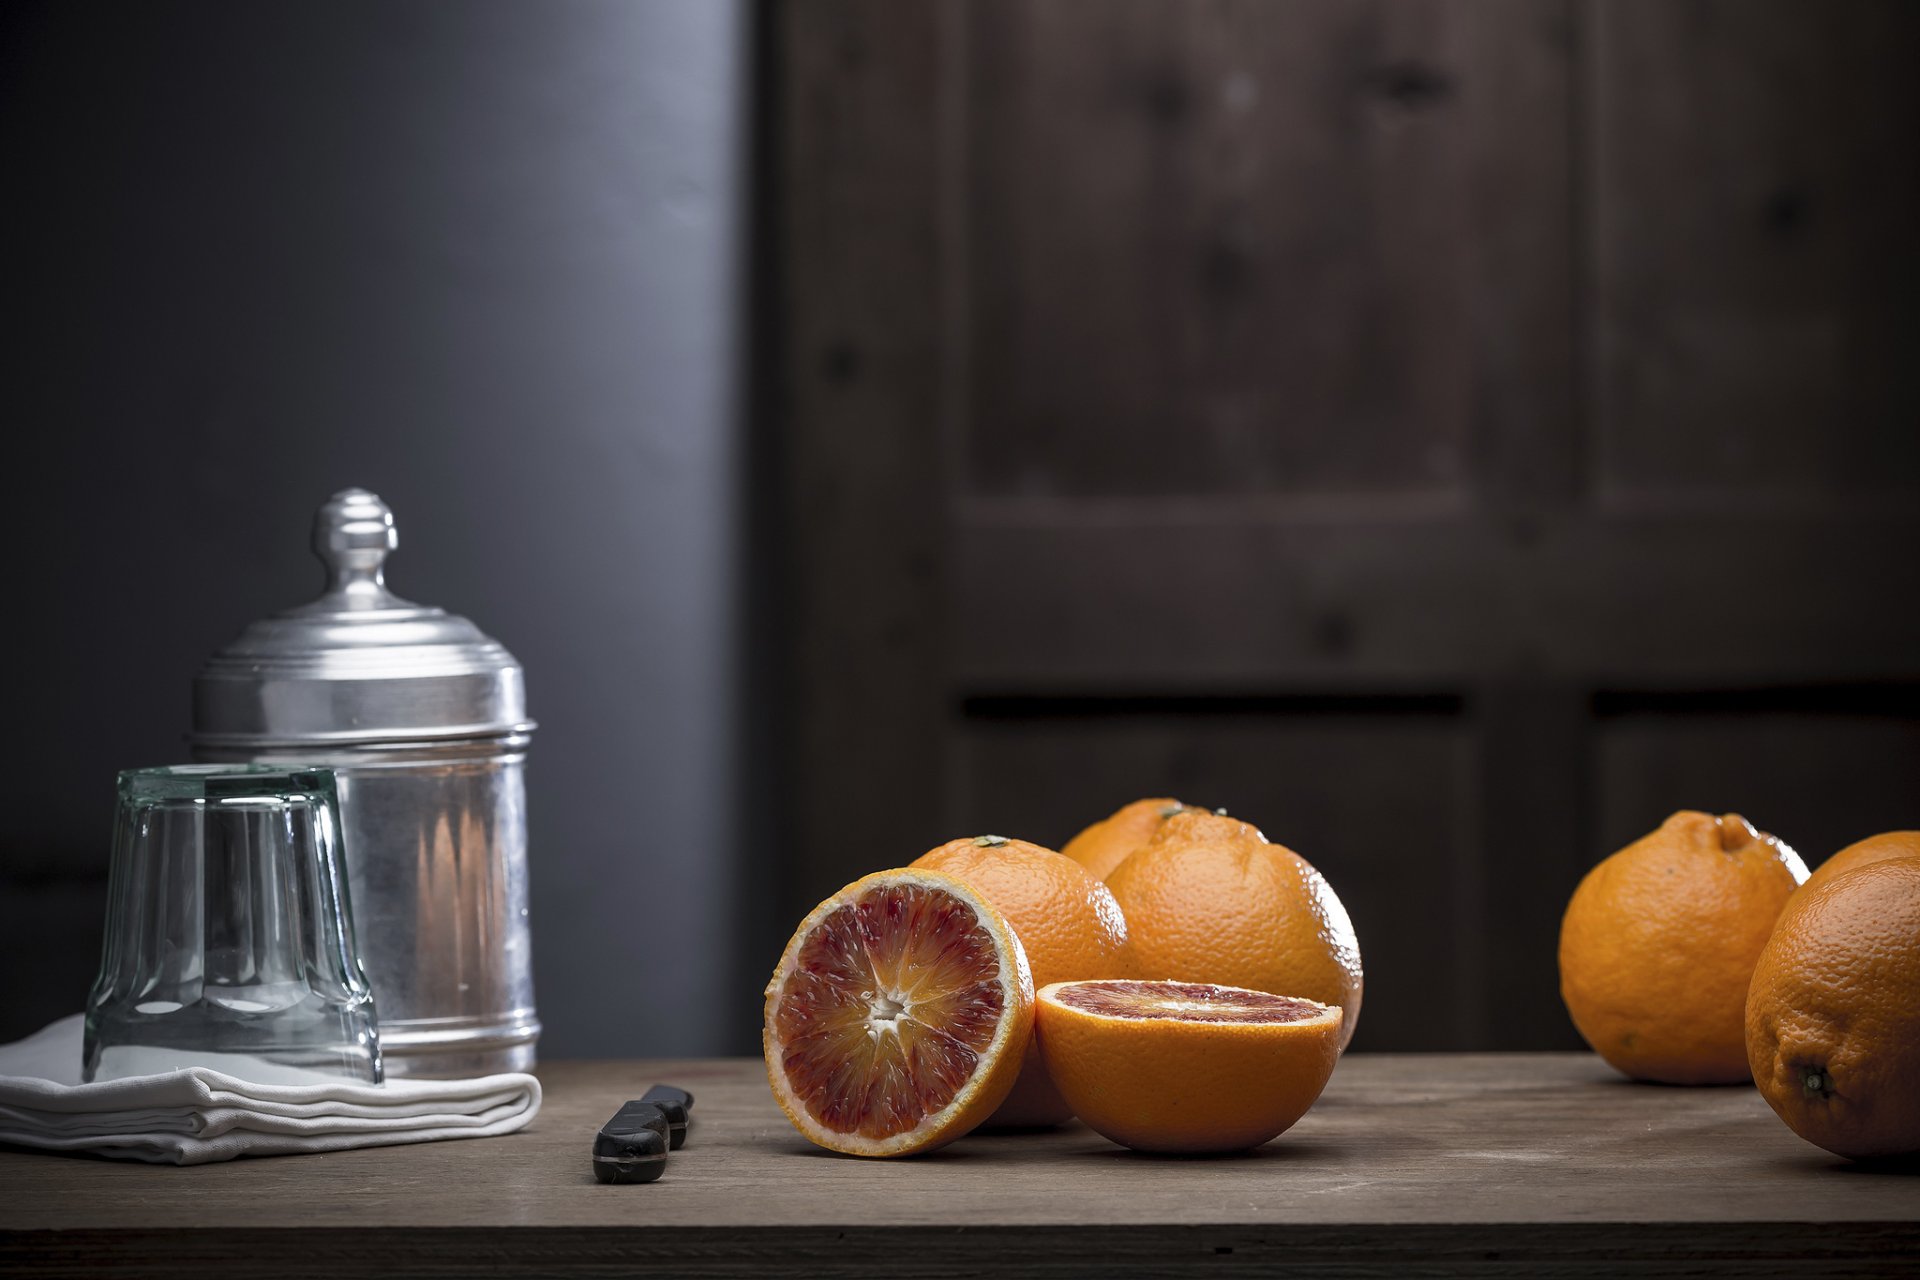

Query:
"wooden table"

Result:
[[2, 1054, 1915, 1277]]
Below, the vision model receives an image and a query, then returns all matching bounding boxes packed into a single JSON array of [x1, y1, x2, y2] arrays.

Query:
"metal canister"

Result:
[[191, 488, 538, 1077]]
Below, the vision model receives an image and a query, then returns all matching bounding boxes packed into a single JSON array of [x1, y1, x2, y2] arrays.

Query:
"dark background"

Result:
[[1, 1, 754, 1056], [5, 1, 1917, 1057]]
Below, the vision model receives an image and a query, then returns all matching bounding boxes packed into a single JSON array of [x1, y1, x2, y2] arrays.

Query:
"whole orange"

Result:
[[911, 835, 1132, 1126], [1802, 830, 1920, 893], [1061, 797, 1194, 881], [1103, 810, 1363, 1049], [1746, 856, 1920, 1159], [1558, 811, 1807, 1084], [1035, 980, 1342, 1154]]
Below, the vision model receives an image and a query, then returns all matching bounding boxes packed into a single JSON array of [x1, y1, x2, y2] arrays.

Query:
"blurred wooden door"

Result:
[[770, 0, 1920, 1049]]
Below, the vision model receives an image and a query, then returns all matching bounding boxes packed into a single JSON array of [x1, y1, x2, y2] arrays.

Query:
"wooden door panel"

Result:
[[1594, 0, 1920, 501], [954, 704, 1476, 1050], [965, 0, 1570, 500], [777, 1, 950, 913], [1596, 703, 1920, 871], [953, 517, 1920, 688]]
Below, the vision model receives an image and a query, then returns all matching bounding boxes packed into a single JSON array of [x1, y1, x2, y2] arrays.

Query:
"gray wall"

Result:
[[1, 2, 753, 1055]]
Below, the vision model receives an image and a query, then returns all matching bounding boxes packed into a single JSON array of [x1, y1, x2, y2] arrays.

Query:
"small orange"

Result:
[[1035, 979, 1342, 1153], [763, 868, 1034, 1157], [1746, 856, 1920, 1159], [911, 835, 1132, 1126], [1559, 811, 1807, 1084], [1061, 798, 1196, 880], [1104, 810, 1363, 1049], [1802, 830, 1920, 892]]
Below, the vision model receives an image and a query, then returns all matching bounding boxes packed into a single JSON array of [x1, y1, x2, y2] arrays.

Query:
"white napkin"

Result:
[[0, 1015, 541, 1165]]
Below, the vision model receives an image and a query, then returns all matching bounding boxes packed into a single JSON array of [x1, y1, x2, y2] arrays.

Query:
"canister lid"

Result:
[[191, 488, 532, 747]]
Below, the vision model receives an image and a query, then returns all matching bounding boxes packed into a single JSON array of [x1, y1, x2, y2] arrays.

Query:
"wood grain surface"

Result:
[[3, 1054, 1915, 1276]]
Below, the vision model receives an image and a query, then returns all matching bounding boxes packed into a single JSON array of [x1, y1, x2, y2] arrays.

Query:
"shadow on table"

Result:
[[1739, 1135, 1920, 1177], [1797, 1152, 1920, 1178], [1585, 1074, 1755, 1090], [773, 1131, 1353, 1165], [1075, 1137, 1351, 1165]]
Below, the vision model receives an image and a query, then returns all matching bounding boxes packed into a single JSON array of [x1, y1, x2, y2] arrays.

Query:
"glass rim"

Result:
[[117, 763, 339, 802]]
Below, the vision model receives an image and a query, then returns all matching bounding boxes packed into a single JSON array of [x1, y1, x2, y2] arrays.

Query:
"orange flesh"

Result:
[[1056, 980, 1324, 1023], [773, 882, 1006, 1140]]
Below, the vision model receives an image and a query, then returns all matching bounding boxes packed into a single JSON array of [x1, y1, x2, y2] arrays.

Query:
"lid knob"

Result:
[[192, 487, 532, 745], [314, 487, 400, 610]]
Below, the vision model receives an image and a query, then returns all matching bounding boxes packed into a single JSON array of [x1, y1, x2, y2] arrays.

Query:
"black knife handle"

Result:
[[593, 1101, 670, 1184], [640, 1083, 695, 1150]]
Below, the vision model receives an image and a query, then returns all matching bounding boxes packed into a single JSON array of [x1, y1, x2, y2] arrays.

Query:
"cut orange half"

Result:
[[764, 868, 1035, 1157], [1035, 979, 1342, 1154]]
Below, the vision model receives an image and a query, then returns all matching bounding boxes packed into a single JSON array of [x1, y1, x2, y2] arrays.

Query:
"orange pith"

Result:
[[1061, 798, 1193, 881], [763, 868, 1034, 1157], [910, 836, 1132, 1127], [1558, 811, 1806, 1085], [1035, 979, 1342, 1154], [1746, 856, 1920, 1159], [1104, 810, 1364, 1049]]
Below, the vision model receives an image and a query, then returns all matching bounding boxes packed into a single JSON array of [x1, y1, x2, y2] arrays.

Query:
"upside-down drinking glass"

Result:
[[84, 765, 381, 1083]]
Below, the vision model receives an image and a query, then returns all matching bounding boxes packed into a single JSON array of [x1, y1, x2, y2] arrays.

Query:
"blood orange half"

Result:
[[1035, 979, 1342, 1154], [764, 868, 1035, 1157]]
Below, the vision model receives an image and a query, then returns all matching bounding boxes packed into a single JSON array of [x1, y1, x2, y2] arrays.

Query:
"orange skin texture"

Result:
[[1746, 857, 1920, 1160], [1035, 980, 1342, 1154], [911, 836, 1133, 1126], [1559, 811, 1807, 1085], [762, 868, 1035, 1157], [1061, 798, 1191, 881], [1104, 811, 1363, 1050], [1802, 830, 1920, 893]]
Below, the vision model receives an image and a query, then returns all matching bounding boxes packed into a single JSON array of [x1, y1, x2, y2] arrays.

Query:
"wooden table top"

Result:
[[2, 1053, 1916, 1277]]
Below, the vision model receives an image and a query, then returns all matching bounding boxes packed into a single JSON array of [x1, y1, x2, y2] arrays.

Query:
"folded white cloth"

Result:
[[0, 1015, 541, 1165]]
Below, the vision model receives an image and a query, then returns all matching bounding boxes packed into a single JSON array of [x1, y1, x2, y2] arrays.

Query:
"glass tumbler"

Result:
[[84, 765, 382, 1083]]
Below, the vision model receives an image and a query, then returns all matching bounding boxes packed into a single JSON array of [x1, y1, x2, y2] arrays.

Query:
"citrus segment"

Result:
[[1035, 979, 1342, 1155], [764, 869, 1034, 1157], [774, 885, 1003, 1133], [911, 835, 1133, 1127]]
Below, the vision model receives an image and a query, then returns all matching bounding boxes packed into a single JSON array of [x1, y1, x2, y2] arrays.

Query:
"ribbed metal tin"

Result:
[[192, 488, 539, 1077]]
